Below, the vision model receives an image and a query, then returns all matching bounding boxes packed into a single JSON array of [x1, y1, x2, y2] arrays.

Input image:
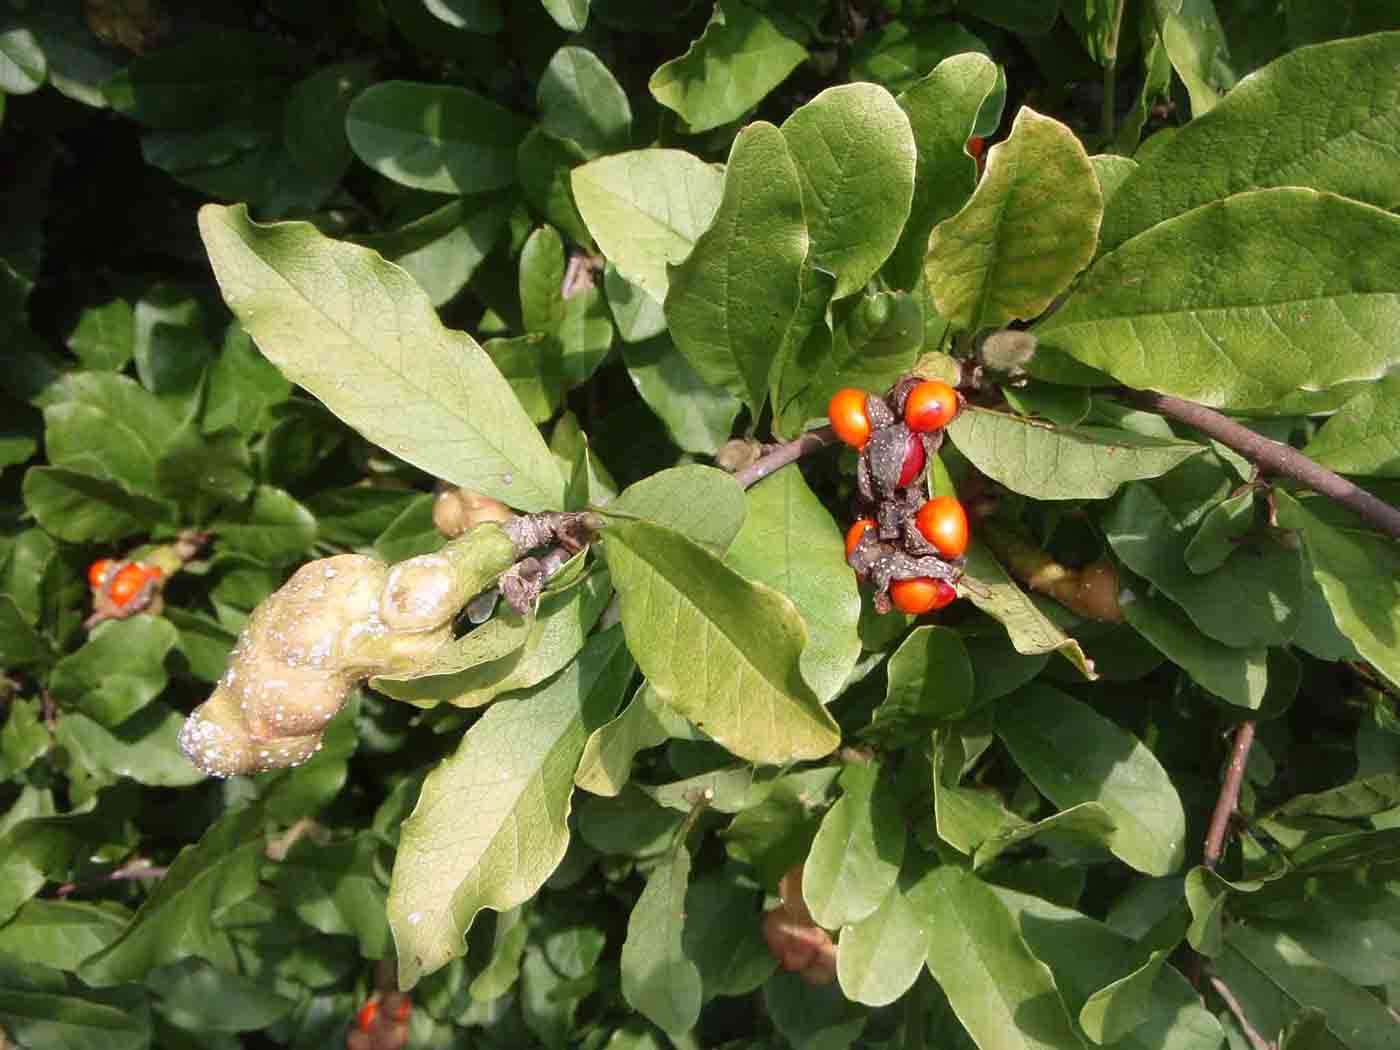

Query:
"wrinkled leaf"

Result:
[[926, 106, 1102, 333]]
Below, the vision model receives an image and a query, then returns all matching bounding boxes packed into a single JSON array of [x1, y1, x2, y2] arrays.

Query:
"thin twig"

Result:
[[54, 859, 168, 898], [1209, 975, 1275, 1050], [734, 426, 838, 490], [1204, 720, 1256, 870], [1123, 390, 1400, 541]]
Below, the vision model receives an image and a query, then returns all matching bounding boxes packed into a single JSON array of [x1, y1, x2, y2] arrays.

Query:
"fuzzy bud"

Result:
[[433, 487, 512, 539], [980, 330, 1038, 374]]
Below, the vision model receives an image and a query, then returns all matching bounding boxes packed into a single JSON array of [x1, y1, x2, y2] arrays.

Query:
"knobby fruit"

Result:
[[844, 518, 876, 559], [904, 379, 960, 433], [889, 577, 957, 614], [915, 496, 970, 559], [827, 387, 873, 448], [179, 523, 519, 778]]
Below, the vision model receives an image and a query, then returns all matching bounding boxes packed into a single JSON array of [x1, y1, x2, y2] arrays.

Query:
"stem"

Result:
[[1203, 720, 1256, 870], [1123, 390, 1400, 541], [1102, 0, 1127, 140], [734, 426, 838, 490], [1209, 975, 1275, 1050], [54, 860, 168, 898]]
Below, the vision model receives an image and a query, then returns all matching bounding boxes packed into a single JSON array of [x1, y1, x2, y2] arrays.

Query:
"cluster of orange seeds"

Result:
[[828, 379, 972, 615]]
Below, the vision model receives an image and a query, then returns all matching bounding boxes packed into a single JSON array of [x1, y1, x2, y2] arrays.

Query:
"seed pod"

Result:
[[178, 684, 328, 778], [378, 524, 517, 632]]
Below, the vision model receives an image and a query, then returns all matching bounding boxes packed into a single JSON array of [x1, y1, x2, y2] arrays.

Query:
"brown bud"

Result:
[[714, 439, 763, 474], [799, 937, 838, 985], [778, 865, 813, 925], [433, 488, 512, 539], [762, 908, 831, 973], [1072, 560, 1123, 624]]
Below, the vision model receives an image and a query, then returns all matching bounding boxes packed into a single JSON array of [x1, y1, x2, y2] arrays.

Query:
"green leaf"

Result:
[[198, 204, 564, 512], [21, 466, 170, 543], [835, 871, 930, 1007], [960, 539, 1095, 677], [1217, 924, 1400, 1049], [804, 762, 906, 929], [852, 21, 991, 95], [344, 80, 530, 194], [972, 802, 1118, 870], [1, 698, 48, 774], [66, 298, 134, 371], [576, 684, 698, 796], [358, 194, 512, 308], [518, 130, 594, 253], [1105, 483, 1303, 649], [1276, 492, 1400, 689], [649, 0, 807, 133], [992, 886, 1224, 1050], [1079, 949, 1169, 1045], [1269, 773, 1400, 822], [0, 961, 150, 1050], [283, 62, 374, 182], [1302, 373, 1400, 478], [917, 865, 1084, 1050], [620, 841, 702, 1038], [0, 810, 109, 925], [42, 371, 180, 493], [779, 83, 915, 299], [150, 957, 294, 1034], [279, 835, 390, 959], [213, 485, 316, 565], [48, 617, 179, 726], [388, 628, 633, 987], [1036, 188, 1400, 411], [1150, 0, 1235, 117], [887, 52, 1001, 289], [58, 705, 208, 795], [572, 149, 724, 305], [540, 0, 588, 30], [971, 0, 1061, 34], [0, 596, 51, 669], [948, 407, 1203, 500], [684, 885, 774, 1005], [764, 970, 868, 1050], [0, 899, 129, 971], [665, 121, 807, 417], [1120, 587, 1269, 709], [103, 30, 294, 128], [0, 28, 46, 93], [79, 805, 265, 985], [372, 571, 612, 707], [607, 464, 747, 553], [202, 327, 293, 435], [538, 46, 631, 158], [423, 0, 503, 32], [873, 626, 975, 738], [603, 520, 840, 765], [997, 684, 1187, 875], [774, 286, 922, 438], [1183, 489, 1256, 574], [1104, 33, 1400, 252], [622, 335, 742, 455], [926, 106, 1102, 333], [723, 466, 861, 703]]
